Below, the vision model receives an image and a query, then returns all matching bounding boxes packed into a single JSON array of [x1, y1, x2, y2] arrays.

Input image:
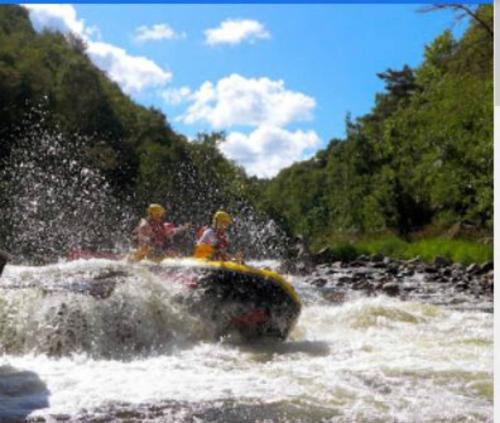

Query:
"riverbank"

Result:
[[285, 254, 493, 314], [314, 236, 493, 265]]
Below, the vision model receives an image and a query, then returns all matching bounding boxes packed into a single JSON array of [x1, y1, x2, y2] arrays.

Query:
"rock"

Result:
[[424, 266, 438, 274], [353, 281, 372, 291], [295, 262, 310, 275], [311, 277, 328, 288], [312, 247, 335, 265], [405, 256, 421, 265], [479, 261, 493, 274], [370, 253, 384, 263], [386, 265, 399, 276], [434, 256, 451, 268], [337, 276, 352, 285], [322, 289, 346, 304], [0, 249, 9, 277], [456, 281, 468, 291], [383, 257, 393, 265], [357, 254, 370, 262], [382, 282, 400, 296], [440, 267, 452, 277], [466, 264, 481, 275], [398, 269, 415, 277]]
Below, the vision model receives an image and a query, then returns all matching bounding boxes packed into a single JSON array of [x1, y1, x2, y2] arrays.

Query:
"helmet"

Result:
[[213, 210, 232, 226], [147, 203, 166, 219]]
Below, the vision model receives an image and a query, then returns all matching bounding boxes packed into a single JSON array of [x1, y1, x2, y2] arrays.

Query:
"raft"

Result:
[[152, 258, 302, 341], [67, 251, 302, 341]]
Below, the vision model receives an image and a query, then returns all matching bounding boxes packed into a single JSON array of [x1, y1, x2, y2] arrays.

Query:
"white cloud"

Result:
[[220, 126, 320, 178], [180, 74, 315, 128], [25, 4, 86, 36], [24, 5, 172, 94], [205, 19, 270, 46], [134, 24, 185, 42], [161, 86, 192, 106], [86, 42, 172, 94]]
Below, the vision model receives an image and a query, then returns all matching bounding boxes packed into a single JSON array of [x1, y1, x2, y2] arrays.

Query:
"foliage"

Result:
[[262, 5, 493, 249], [0, 5, 493, 262]]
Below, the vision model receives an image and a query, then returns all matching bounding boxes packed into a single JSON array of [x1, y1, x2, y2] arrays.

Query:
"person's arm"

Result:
[[136, 220, 153, 246]]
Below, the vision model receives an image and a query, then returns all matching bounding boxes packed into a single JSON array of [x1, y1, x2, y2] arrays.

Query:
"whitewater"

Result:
[[0, 258, 493, 422]]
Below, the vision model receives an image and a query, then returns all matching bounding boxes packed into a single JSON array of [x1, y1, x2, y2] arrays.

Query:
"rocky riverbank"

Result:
[[284, 254, 493, 312]]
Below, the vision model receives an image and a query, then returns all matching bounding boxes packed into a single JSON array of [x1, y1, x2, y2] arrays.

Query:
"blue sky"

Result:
[[25, 4, 468, 177]]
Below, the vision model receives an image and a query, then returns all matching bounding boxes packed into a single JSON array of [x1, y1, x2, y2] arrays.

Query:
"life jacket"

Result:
[[195, 225, 208, 242], [148, 219, 166, 247], [194, 226, 229, 260]]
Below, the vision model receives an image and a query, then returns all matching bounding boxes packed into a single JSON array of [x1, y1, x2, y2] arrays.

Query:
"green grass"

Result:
[[325, 236, 492, 265]]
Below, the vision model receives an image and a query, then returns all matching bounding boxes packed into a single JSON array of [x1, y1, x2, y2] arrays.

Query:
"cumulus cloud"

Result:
[[161, 86, 192, 106], [24, 5, 172, 94], [25, 4, 86, 36], [134, 24, 185, 42], [180, 74, 315, 128], [220, 126, 320, 178], [86, 42, 172, 93], [205, 19, 270, 46]]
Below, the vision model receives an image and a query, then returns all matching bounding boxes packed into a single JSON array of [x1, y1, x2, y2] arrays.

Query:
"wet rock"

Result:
[[479, 261, 493, 274], [357, 254, 370, 262], [311, 277, 328, 288], [398, 268, 415, 277], [311, 247, 335, 265], [0, 249, 9, 276], [337, 276, 352, 285], [370, 253, 384, 263], [382, 282, 400, 296], [386, 265, 399, 276], [440, 267, 452, 277], [466, 263, 481, 275], [353, 280, 372, 291], [322, 289, 346, 303], [434, 256, 451, 267], [455, 281, 469, 291], [405, 256, 421, 266]]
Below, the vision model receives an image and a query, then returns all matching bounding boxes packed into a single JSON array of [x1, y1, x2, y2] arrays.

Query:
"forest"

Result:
[[0, 5, 493, 262]]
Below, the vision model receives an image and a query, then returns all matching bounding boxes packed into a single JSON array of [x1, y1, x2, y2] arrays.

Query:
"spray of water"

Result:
[[0, 114, 289, 262], [0, 119, 135, 262]]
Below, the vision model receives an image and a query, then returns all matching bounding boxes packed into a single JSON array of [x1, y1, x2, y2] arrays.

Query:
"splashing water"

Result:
[[0, 124, 135, 262], [0, 259, 492, 422]]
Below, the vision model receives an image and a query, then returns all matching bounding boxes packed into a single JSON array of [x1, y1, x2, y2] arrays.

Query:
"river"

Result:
[[0, 258, 493, 422]]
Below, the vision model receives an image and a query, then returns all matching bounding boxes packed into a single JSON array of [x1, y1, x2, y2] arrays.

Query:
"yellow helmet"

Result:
[[147, 203, 166, 219], [213, 210, 232, 226]]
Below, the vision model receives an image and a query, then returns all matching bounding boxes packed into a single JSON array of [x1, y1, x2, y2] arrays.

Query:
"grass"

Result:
[[324, 236, 493, 265]]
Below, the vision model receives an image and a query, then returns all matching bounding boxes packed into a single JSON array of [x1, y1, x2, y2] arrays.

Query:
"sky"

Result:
[[24, 4, 468, 178]]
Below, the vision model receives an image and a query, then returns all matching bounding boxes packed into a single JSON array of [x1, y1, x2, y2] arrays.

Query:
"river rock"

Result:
[[312, 247, 335, 265], [479, 261, 493, 273], [0, 249, 9, 276], [466, 264, 481, 275], [434, 256, 451, 268], [382, 282, 400, 296], [370, 253, 384, 263], [311, 277, 328, 287]]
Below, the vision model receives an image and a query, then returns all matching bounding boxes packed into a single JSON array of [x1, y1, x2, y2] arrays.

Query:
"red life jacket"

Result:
[[216, 229, 229, 251], [148, 219, 166, 247]]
